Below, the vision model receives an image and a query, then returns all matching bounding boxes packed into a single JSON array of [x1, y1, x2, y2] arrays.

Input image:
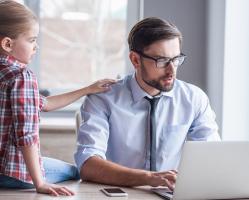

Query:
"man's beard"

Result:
[[143, 77, 174, 92], [141, 63, 175, 92]]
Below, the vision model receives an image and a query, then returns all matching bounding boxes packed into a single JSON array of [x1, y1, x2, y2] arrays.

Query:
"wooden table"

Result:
[[0, 181, 163, 200]]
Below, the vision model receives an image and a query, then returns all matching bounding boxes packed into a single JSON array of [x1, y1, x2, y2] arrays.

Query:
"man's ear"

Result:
[[1, 37, 13, 53], [129, 51, 141, 69]]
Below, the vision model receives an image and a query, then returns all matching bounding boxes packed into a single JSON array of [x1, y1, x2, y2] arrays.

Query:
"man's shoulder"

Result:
[[88, 75, 132, 100], [174, 79, 207, 98]]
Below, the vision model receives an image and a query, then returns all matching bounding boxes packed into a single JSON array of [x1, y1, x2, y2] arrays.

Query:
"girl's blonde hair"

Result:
[[0, 0, 37, 39]]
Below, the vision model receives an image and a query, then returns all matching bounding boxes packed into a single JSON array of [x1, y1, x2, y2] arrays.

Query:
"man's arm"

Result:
[[188, 88, 221, 141], [81, 156, 176, 190]]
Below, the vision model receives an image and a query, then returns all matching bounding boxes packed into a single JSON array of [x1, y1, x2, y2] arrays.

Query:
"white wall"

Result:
[[222, 0, 249, 140], [207, 0, 249, 140]]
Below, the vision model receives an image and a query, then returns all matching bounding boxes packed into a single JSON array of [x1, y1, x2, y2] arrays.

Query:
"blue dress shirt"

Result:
[[74, 74, 220, 172]]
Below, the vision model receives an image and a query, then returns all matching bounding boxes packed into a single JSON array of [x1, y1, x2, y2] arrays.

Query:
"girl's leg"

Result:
[[42, 157, 80, 184], [0, 158, 80, 188], [0, 175, 34, 189]]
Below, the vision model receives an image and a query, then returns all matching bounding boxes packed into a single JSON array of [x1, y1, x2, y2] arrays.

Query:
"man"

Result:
[[74, 17, 220, 189]]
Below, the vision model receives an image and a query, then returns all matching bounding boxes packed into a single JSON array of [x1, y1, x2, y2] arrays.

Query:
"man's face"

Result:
[[136, 38, 181, 93]]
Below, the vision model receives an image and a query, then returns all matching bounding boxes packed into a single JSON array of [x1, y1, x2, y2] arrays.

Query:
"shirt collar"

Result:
[[0, 55, 26, 69], [129, 73, 175, 102]]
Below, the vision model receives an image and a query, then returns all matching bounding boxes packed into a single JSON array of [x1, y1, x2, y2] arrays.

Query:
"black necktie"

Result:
[[145, 96, 160, 171]]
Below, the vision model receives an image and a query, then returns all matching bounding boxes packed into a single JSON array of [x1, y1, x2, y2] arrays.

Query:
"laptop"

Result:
[[152, 141, 249, 200]]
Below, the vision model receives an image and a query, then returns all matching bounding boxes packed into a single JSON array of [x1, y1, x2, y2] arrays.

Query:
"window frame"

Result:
[[24, 0, 143, 114]]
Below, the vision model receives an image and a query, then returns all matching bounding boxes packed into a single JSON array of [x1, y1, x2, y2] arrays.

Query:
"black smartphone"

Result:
[[101, 187, 128, 197]]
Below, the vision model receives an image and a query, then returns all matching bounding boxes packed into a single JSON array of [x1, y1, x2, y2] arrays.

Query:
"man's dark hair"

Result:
[[128, 17, 182, 52]]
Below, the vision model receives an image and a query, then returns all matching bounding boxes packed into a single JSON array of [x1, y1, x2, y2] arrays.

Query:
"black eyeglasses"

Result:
[[134, 50, 186, 68]]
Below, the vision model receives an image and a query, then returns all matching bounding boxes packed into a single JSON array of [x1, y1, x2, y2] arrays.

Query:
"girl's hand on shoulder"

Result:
[[87, 79, 117, 94], [36, 182, 75, 196]]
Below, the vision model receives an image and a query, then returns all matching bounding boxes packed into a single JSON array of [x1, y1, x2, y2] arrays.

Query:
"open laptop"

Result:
[[152, 141, 249, 200]]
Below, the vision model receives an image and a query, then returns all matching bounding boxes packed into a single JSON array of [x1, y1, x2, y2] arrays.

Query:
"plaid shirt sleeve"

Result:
[[39, 94, 47, 111], [10, 69, 40, 147]]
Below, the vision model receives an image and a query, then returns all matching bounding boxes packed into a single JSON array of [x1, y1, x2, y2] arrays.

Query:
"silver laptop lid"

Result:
[[173, 141, 249, 200]]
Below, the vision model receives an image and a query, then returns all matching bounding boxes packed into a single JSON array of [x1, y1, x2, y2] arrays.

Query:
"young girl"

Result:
[[0, 0, 115, 196]]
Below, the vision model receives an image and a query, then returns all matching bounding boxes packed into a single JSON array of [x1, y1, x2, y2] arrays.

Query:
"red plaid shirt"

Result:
[[0, 55, 45, 184]]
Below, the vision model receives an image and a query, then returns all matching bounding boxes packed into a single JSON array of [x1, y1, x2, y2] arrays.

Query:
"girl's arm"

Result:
[[42, 79, 116, 112], [21, 146, 74, 196]]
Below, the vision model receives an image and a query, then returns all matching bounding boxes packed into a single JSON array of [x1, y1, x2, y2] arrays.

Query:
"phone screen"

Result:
[[104, 188, 126, 193], [101, 188, 128, 197]]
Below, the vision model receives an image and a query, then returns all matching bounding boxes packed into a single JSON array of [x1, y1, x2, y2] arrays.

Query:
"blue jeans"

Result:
[[0, 157, 80, 189]]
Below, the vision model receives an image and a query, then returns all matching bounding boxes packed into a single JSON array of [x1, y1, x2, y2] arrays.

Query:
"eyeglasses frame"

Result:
[[133, 50, 186, 68]]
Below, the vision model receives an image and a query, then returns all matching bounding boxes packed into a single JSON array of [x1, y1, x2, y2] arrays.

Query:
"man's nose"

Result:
[[165, 61, 175, 71]]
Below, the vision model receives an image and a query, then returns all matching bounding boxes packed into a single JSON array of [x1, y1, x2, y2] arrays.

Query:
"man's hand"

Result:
[[148, 170, 177, 190], [36, 182, 75, 196]]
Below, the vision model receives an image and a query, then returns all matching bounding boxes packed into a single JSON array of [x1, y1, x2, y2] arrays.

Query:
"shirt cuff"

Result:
[[39, 94, 47, 111], [74, 146, 106, 172], [16, 134, 38, 147]]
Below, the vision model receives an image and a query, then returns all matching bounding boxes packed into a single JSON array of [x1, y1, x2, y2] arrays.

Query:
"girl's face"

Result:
[[10, 22, 39, 64]]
